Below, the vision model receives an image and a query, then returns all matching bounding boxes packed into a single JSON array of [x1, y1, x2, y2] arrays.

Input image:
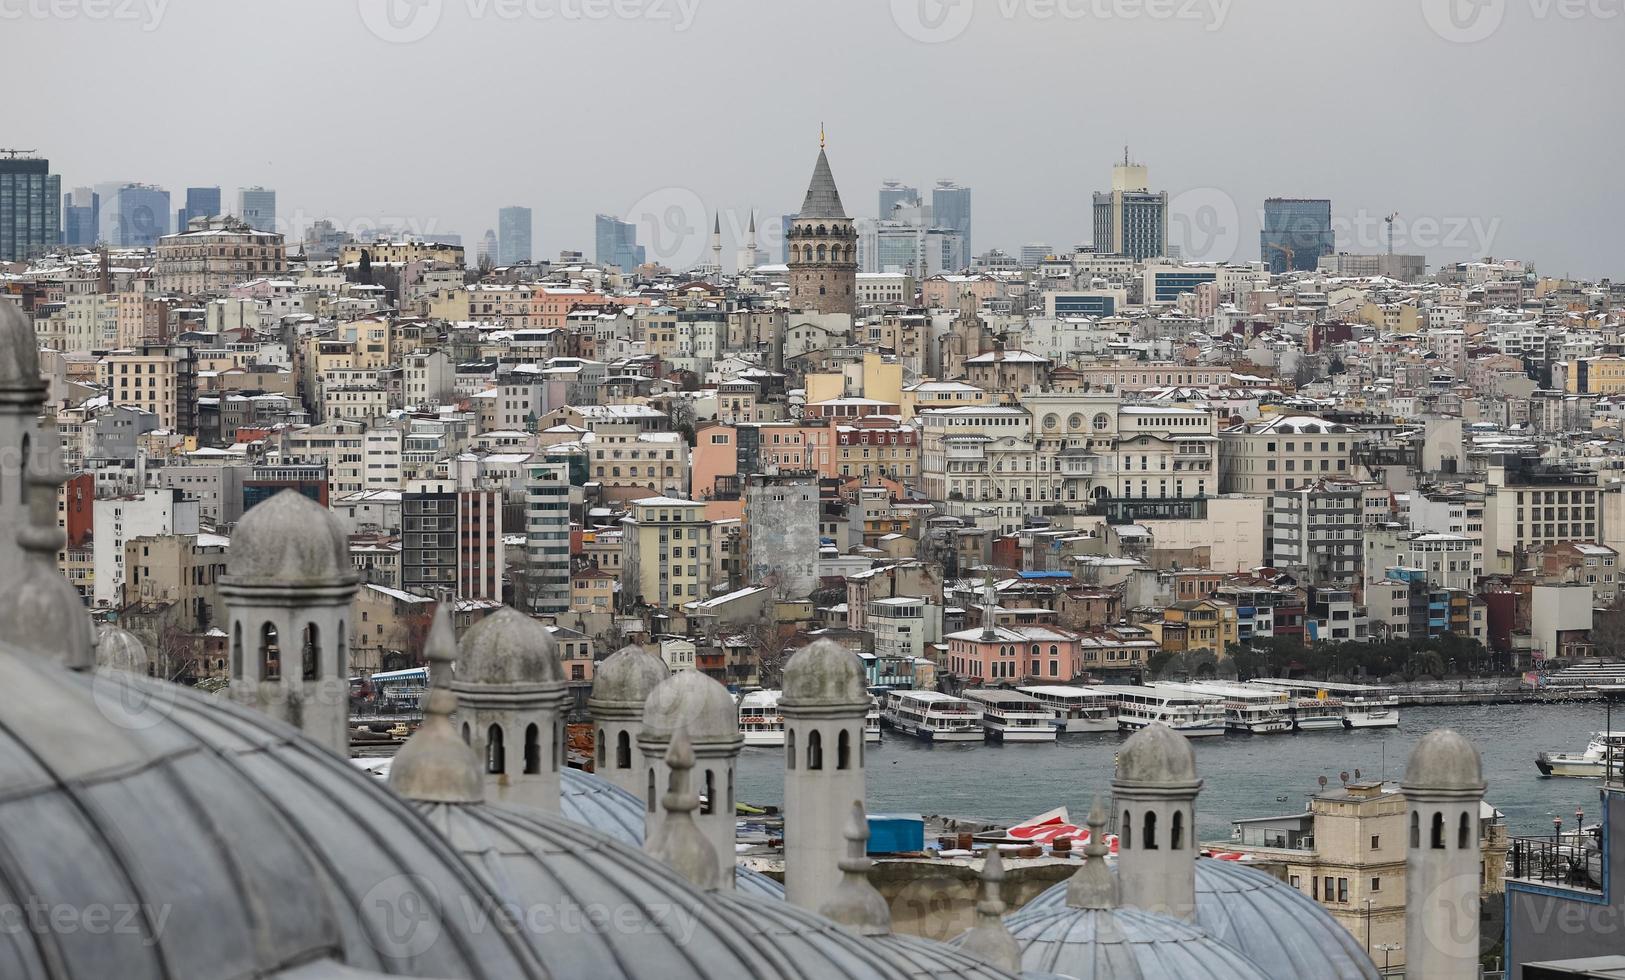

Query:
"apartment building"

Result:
[[621, 497, 712, 609], [1218, 414, 1363, 496]]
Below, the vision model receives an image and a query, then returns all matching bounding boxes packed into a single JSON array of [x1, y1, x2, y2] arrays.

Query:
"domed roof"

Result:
[[0, 301, 43, 394], [1115, 723, 1198, 786], [588, 644, 670, 707], [1022, 859, 1380, 979], [94, 625, 149, 674], [641, 669, 740, 742], [1402, 728, 1485, 794], [998, 903, 1265, 980], [414, 800, 910, 979], [224, 490, 356, 587], [0, 642, 544, 979], [455, 607, 564, 687], [782, 639, 868, 707]]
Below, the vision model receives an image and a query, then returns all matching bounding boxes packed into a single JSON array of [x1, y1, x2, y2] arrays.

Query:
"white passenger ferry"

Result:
[[865, 697, 882, 743], [964, 689, 1058, 742], [881, 690, 984, 742], [1537, 732, 1625, 778], [1091, 685, 1227, 737], [736, 690, 786, 747], [1248, 679, 1400, 729], [1016, 685, 1118, 733], [1151, 682, 1293, 734]]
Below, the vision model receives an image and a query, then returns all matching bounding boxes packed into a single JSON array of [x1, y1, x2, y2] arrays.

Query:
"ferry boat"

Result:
[[1091, 685, 1227, 737], [964, 689, 1058, 742], [865, 698, 882, 743], [1151, 682, 1293, 734], [1248, 679, 1400, 729], [1017, 685, 1118, 733], [1536, 732, 1625, 778], [736, 690, 786, 747], [881, 690, 984, 742]]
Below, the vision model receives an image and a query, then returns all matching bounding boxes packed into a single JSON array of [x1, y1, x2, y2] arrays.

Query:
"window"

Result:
[[1143, 811, 1158, 849], [1370, 835, 1380, 850], [486, 724, 505, 774], [1337, 878, 1348, 903], [1431, 811, 1446, 849], [807, 729, 823, 770], [259, 622, 281, 680], [1370, 876, 1381, 892], [523, 724, 541, 774]]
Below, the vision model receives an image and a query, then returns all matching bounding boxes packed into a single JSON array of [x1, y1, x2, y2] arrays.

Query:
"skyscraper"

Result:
[[787, 140, 857, 315], [63, 187, 99, 247], [1261, 197, 1334, 273], [498, 206, 532, 265], [177, 186, 221, 231], [476, 229, 498, 268], [0, 154, 61, 261], [594, 214, 645, 273], [879, 179, 919, 218], [1020, 243, 1053, 269], [931, 180, 972, 257], [1091, 152, 1167, 262], [238, 187, 276, 232], [110, 183, 171, 247]]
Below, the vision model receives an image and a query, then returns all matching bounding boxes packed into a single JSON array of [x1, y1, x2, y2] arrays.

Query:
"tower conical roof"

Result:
[[798, 148, 848, 220]]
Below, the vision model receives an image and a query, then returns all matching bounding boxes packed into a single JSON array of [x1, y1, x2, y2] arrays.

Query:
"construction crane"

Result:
[[1384, 212, 1399, 255], [0, 148, 38, 159], [1265, 241, 1296, 273]]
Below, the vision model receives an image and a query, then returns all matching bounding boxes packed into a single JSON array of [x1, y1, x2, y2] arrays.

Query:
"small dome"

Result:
[[456, 607, 564, 686], [1022, 859, 1381, 979], [1115, 723, 1198, 786], [94, 625, 149, 674], [999, 903, 1265, 979], [641, 670, 739, 743], [782, 639, 868, 707], [1402, 728, 1485, 793], [225, 490, 355, 587], [588, 644, 669, 707], [0, 301, 42, 393]]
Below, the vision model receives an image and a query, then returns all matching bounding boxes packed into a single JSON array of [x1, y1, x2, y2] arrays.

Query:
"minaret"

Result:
[[0, 416, 94, 670], [587, 644, 671, 797], [0, 300, 46, 583], [646, 726, 722, 892], [710, 213, 723, 277], [1404, 728, 1487, 980], [221, 489, 359, 754], [638, 669, 743, 888], [787, 131, 857, 316], [957, 846, 1022, 973], [981, 570, 998, 640], [452, 606, 569, 812], [389, 602, 483, 805], [736, 210, 760, 273], [781, 638, 870, 911], [1112, 721, 1201, 921]]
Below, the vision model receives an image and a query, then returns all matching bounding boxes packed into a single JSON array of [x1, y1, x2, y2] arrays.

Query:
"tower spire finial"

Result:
[[820, 122, 826, 150], [388, 601, 483, 804], [818, 801, 892, 936], [958, 846, 1022, 972], [646, 725, 722, 891], [1066, 796, 1120, 910]]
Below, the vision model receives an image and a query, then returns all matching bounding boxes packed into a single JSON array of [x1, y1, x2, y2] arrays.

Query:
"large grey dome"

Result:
[[0, 642, 544, 979], [1022, 859, 1380, 979], [455, 607, 563, 686], [224, 489, 357, 587], [782, 639, 868, 707], [413, 800, 913, 979], [995, 902, 1265, 979], [588, 644, 670, 707], [641, 669, 739, 742], [1403, 728, 1486, 794]]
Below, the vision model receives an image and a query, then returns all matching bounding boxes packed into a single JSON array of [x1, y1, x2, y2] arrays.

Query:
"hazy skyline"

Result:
[[9, 0, 1623, 277]]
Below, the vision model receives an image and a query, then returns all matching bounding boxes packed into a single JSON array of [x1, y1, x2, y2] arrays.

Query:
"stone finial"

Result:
[[646, 726, 722, 891], [389, 603, 482, 805], [0, 416, 93, 670], [957, 846, 1022, 972], [817, 801, 892, 937], [95, 625, 150, 674], [1067, 797, 1119, 910]]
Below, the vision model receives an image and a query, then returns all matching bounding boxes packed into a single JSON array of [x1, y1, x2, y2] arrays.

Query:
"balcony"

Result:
[[1508, 835, 1603, 893]]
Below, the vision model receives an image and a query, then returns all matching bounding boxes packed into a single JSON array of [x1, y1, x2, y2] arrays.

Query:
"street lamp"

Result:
[[1374, 942, 1402, 976], [1364, 897, 1374, 954]]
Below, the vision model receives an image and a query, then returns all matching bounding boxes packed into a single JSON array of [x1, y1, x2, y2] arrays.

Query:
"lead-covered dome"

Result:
[[455, 607, 563, 686], [1022, 859, 1380, 979], [782, 639, 868, 707], [94, 624, 149, 674], [641, 669, 739, 742], [1115, 722, 1198, 785], [0, 641, 544, 979], [588, 644, 670, 708], [224, 489, 356, 587], [997, 902, 1265, 979], [1403, 728, 1485, 794]]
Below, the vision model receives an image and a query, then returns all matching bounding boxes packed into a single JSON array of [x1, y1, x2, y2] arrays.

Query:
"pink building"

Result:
[[943, 625, 1084, 684], [691, 422, 738, 500]]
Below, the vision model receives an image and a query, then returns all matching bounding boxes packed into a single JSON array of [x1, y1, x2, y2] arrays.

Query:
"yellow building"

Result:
[[338, 240, 464, 268], [900, 380, 990, 419], [338, 316, 394, 370], [1566, 356, 1625, 395], [620, 497, 713, 609], [101, 344, 196, 433], [1156, 598, 1238, 654]]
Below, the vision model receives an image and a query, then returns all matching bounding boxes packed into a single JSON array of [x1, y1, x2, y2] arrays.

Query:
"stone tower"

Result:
[[638, 669, 743, 889], [587, 644, 671, 797], [0, 301, 44, 578], [222, 490, 360, 754], [1112, 722, 1201, 921], [787, 135, 857, 316], [780, 638, 870, 911], [453, 606, 570, 812], [1403, 728, 1487, 980]]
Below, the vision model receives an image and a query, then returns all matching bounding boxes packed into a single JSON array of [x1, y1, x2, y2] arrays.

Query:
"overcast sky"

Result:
[[9, 0, 1622, 277]]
